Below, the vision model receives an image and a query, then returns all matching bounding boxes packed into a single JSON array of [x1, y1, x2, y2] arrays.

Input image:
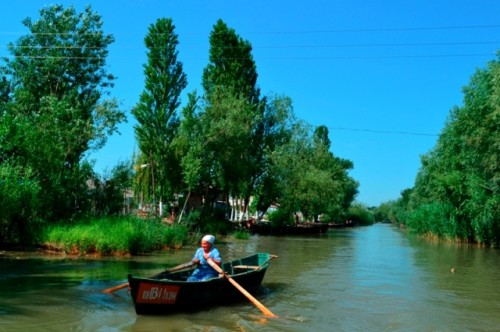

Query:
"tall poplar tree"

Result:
[[201, 19, 264, 219], [132, 18, 187, 213]]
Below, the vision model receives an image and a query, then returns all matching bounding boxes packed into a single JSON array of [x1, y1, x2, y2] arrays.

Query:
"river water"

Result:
[[1, 223, 499, 331]]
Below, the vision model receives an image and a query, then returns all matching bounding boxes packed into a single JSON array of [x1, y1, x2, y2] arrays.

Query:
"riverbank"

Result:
[[0, 217, 251, 258]]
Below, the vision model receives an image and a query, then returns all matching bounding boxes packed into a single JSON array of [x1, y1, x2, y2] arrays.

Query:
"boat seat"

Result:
[[232, 265, 260, 270]]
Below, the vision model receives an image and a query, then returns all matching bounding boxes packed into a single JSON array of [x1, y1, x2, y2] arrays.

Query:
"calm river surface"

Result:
[[1, 223, 499, 331]]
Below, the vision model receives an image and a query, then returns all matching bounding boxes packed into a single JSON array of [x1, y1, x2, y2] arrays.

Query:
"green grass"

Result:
[[40, 216, 189, 256], [232, 230, 250, 240]]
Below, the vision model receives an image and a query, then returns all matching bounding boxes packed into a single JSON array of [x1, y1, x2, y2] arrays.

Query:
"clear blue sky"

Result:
[[2, 1, 499, 206]]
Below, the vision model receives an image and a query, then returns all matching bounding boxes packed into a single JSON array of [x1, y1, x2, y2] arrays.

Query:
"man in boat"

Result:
[[187, 234, 222, 282]]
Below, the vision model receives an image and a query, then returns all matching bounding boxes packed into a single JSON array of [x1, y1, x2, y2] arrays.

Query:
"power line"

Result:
[[1, 52, 496, 61], [251, 53, 496, 60], [0, 23, 499, 37], [324, 126, 438, 137], [245, 24, 500, 35], [2, 40, 499, 50], [0, 24, 497, 60], [254, 41, 500, 49]]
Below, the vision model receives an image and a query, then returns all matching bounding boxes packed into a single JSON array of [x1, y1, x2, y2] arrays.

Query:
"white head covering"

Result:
[[202, 234, 215, 244]]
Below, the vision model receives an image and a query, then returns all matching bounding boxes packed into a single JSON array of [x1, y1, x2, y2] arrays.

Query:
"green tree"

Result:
[[0, 5, 124, 226], [202, 19, 260, 105], [171, 91, 206, 222], [175, 92, 204, 192], [269, 123, 357, 222], [406, 54, 500, 246], [171, 19, 358, 226], [200, 19, 264, 219], [132, 18, 187, 215], [253, 94, 295, 216], [101, 161, 135, 215], [313, 125, 331, 148]]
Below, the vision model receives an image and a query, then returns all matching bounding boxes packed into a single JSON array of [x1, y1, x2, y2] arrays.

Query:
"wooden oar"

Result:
[[207, 258, 278, 318], [102, 261, 195, 294]]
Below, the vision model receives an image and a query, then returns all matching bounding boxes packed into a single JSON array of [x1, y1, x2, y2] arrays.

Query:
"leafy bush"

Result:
[[347, 203, 374, 226], [0, 163, 41, 243], [183, 210, 202, 227], [267, 209, 292, 226], [232, 230, 250, 240], [405, 202, 455, 239]]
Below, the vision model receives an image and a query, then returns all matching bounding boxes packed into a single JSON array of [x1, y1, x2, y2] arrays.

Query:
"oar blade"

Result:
[[102, 282, 128, 294]]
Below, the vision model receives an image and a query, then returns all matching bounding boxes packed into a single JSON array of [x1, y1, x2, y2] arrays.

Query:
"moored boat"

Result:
[[251, 221, 329, 235], [127, 253, 275, 315], [327, 220, 357, 228], [290, 222, 329, 234]]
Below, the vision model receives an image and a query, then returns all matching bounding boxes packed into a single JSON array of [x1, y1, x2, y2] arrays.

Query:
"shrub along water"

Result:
[[40, 217, 189, 256]]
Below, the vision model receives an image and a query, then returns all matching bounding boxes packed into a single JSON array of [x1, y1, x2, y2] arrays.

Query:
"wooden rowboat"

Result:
[[127, 253, 276, 315]]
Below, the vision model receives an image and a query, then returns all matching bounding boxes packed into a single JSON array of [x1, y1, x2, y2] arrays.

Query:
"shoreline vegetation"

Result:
[[34, 217, 191, 257], [0, 216, 252, 258]]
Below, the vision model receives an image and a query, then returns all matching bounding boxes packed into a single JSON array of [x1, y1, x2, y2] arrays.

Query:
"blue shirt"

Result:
[[187, 247, 222, 281]]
